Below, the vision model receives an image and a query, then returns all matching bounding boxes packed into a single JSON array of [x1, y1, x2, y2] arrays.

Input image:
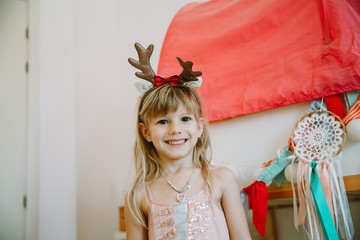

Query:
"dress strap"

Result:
[[145, 183, 153, 202]]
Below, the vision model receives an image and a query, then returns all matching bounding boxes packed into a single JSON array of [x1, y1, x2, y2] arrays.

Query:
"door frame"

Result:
[[26, 0, 40, 239]]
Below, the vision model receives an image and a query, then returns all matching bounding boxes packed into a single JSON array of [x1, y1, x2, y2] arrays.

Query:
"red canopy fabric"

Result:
[[157, 0, 360, 122]]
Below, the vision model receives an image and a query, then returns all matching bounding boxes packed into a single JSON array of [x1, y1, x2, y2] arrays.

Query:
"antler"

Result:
[[128, 43, 156, 84], [177, 57, 202, 84]]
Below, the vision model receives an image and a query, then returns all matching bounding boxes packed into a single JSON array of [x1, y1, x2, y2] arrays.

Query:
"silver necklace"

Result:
[[160, 167, 194, 202]]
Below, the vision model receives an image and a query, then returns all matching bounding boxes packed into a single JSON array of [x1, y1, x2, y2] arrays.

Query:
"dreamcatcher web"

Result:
[[289, 110, 353, 240], [292, 111, 345, 161]]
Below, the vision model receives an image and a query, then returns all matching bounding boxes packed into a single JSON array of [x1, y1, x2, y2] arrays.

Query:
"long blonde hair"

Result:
[[127, 84, 212, 227]]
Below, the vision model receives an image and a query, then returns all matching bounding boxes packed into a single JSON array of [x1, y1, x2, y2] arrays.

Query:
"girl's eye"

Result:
[[157, 119, 168, 125], [181, 117, 192, 122]]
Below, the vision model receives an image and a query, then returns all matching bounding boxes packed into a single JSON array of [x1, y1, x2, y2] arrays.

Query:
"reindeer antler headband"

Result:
[[128, 43, 202, 92]]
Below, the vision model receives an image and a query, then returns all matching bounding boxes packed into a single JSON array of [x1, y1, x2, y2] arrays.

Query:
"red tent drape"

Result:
[[158, 0, 360, 122]]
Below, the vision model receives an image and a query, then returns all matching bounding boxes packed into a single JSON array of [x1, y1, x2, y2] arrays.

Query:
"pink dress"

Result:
[[146, 185, 230, 240]]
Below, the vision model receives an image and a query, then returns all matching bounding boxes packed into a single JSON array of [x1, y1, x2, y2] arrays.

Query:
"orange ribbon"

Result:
[[319, 161, 334, 222]]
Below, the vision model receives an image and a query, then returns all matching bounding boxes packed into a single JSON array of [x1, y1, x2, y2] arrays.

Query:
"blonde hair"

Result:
[[127, 84, 212, 227]]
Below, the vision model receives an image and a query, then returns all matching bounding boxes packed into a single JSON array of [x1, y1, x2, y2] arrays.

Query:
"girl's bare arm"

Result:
[[220, 167, 252, 240], [124, 193, 148, 240]]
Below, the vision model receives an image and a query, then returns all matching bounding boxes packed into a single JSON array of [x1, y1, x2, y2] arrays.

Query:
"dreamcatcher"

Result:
[[289, 110, 354, 240]]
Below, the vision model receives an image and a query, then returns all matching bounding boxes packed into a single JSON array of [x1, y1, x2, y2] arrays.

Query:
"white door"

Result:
[[0, 0, 28, 239]]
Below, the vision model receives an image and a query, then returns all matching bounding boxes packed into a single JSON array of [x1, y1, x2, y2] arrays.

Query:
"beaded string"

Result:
[[160, 167, 194, 202]]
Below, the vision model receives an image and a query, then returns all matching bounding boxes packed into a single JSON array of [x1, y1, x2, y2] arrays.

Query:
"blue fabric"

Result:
[[240, 190, 249, 218], [274, 170, 286, 187], [307, 99, 327, 113], [257, 147, 293, 183], [347, 90, 360, 107]]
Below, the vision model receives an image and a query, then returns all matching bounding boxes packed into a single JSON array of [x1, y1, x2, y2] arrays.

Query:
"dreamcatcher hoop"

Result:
[[285, 110, 354, 240], [290, 110, 346, 161]]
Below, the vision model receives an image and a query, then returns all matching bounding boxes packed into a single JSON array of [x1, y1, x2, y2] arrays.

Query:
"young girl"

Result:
[[125, 43, 251, 240]]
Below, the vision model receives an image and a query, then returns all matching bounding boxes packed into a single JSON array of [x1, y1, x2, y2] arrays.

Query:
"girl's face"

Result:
[[139, 104, 204, 164]]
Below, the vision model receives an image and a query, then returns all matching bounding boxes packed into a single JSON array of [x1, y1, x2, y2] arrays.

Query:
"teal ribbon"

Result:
[[310, 161, 339, 240]]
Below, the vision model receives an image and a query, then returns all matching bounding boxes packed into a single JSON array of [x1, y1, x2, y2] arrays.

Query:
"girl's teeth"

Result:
[[167, 140, 185, 145]]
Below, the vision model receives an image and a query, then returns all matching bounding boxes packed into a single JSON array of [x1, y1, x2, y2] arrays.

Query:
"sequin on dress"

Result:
[[146, 185, 230, 240]]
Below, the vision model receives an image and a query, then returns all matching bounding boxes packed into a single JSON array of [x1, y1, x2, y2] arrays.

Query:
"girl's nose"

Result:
[[168, 122, 182, 134]]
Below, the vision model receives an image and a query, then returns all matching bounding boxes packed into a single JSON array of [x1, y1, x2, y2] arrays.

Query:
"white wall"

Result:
[[28, 0, 360, 240], [29, 0, 77, 239]]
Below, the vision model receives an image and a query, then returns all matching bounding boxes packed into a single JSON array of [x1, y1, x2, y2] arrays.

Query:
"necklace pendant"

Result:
[[160, 167, 195, 202], [176, 194, 186, 202]]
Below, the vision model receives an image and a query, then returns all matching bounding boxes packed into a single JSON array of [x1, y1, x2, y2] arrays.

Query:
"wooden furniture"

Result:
[[115, 207, 126, 240], [267, 174, 360, 200], [119, 206, 126, 232], [265, 174, 360, 240]]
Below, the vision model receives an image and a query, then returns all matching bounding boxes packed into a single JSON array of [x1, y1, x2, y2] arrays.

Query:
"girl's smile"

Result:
[[165, 139, 187, 145], [139, 105, 204, 164]]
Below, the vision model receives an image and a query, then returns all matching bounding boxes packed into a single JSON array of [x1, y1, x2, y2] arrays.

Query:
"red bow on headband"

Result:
[[154, 75, 179, 87]]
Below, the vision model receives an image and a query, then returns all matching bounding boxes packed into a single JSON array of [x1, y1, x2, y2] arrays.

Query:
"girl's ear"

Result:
[[139, 123, 152, 142]]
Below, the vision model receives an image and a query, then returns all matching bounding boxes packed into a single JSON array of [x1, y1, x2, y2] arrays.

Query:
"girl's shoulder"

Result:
[[209, 164, 239, 199], [209, 163, 238, 184]]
